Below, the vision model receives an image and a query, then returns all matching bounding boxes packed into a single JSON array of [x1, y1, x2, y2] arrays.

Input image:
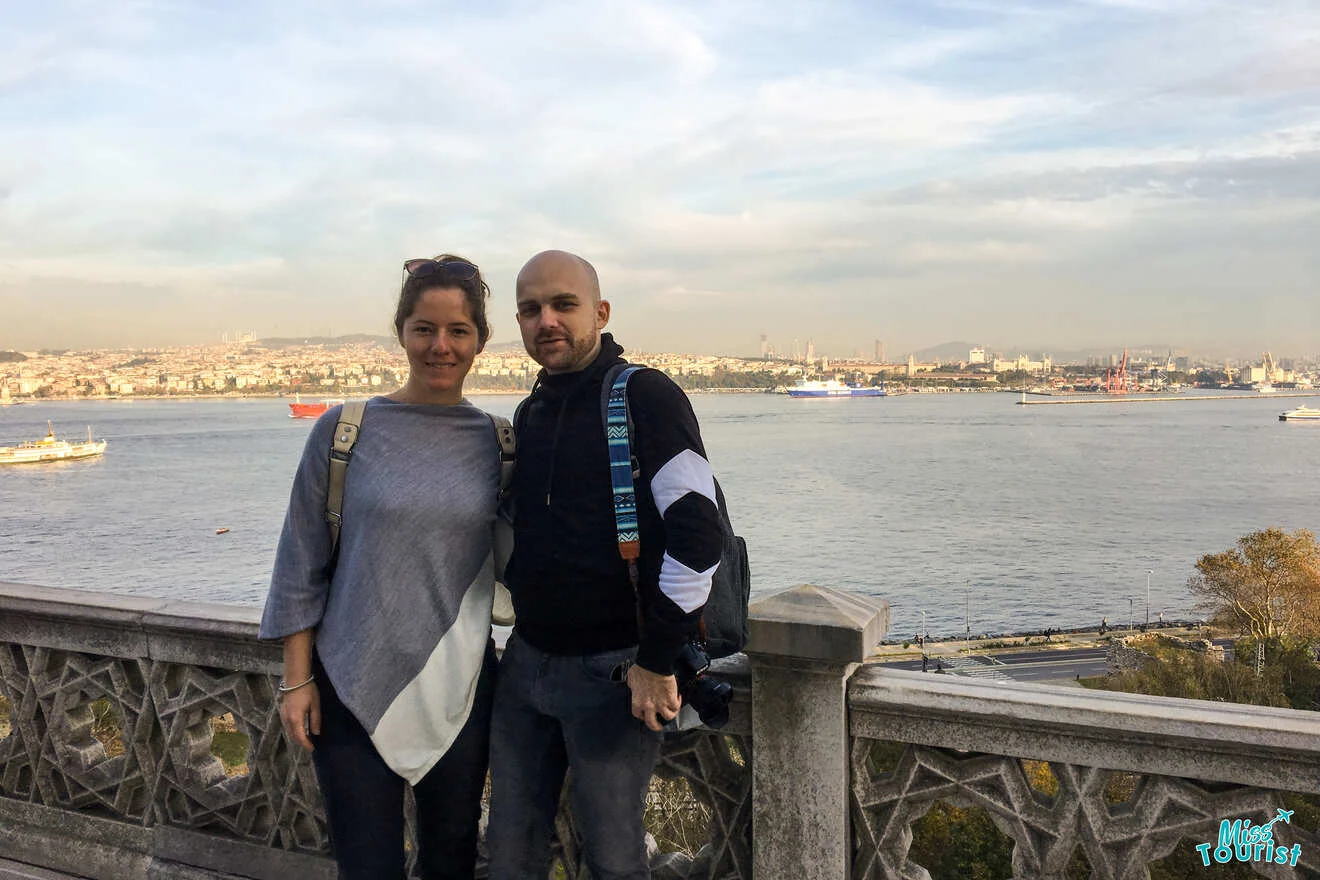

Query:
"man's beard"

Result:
[[535, 331, 597, 371]]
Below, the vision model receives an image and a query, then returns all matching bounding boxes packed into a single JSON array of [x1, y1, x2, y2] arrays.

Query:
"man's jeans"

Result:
[[487, 631, 662, 880]]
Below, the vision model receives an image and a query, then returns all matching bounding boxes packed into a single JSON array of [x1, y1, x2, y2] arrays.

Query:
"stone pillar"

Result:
[[746, 584, 888, 880]]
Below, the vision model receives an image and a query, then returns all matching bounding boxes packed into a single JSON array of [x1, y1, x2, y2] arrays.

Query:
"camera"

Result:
[[671, 641, 733, 730]]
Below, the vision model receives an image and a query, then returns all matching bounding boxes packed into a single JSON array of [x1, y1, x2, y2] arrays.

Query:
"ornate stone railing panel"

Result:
[[849, 666, 1320, 880], [0, 582, 752, 880]]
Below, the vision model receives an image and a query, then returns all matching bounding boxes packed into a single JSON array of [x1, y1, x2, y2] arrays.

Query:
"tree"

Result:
[[1188, 528, 1320, 641]]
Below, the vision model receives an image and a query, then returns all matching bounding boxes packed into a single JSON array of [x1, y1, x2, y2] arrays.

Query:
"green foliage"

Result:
[[865, 739, 907, 775], [908, 802, 1014, 880], [1230, 637, 1320, 711], [997, 369, 1032, 386], [1092, 641, 1288, 707], [0, 350, 27, 363]]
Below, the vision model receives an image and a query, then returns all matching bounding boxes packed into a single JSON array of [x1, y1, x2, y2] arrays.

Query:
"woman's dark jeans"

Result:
[[310, 642, 497, 880]]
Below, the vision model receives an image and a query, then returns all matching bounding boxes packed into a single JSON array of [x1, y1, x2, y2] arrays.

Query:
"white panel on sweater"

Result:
[[650, 448, 716, 517], [659, 551, 718, 613], [370, 554, 494, 785]]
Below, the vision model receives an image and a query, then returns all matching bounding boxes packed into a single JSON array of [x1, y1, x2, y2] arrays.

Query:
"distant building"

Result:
[[969, 347, 986, 364]]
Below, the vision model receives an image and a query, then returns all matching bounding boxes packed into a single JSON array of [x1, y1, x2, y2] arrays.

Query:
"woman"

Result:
[[260, 254, 501, 879]]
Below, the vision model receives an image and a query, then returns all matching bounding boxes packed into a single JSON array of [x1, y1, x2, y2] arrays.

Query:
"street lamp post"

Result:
[[965, 585, 971, 647], [1146, 569, 1153, 628]]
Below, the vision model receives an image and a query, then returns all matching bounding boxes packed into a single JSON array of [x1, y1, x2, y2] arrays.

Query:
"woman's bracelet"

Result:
[[278, 674, 316, 694]]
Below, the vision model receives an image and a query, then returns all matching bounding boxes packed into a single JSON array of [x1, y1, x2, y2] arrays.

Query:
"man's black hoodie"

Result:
[[505, 334, 723, 675]]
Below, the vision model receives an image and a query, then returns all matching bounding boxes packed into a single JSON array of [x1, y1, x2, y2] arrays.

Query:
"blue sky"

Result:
[[2, 0, 1318, 358]]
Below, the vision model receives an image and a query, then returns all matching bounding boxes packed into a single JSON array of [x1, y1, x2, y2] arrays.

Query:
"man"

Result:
[[487, 250, 723, 879]]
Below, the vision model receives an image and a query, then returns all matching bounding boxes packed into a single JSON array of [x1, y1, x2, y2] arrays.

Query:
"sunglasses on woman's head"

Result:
[[404, 258, 479, 282]]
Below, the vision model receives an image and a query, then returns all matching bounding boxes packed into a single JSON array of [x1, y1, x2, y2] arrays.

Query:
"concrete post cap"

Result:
[[747, 584, 889, 664]]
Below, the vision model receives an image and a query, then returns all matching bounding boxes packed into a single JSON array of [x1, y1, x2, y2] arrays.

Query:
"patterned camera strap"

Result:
[[607, 366, 645, 631]]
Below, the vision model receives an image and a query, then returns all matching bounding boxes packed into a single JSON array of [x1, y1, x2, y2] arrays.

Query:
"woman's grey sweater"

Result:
[[260, 396, 500, 783]]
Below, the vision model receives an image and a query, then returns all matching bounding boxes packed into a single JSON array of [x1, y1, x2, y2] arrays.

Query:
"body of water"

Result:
[[2, 392, 1316, 639]]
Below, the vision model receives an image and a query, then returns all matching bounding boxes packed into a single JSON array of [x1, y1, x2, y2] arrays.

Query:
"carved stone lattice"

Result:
[[0, 645, 154, 822], [150, 661, 329, 853], [547, 731, 753, 880], [850, 738, 1320, 880], [0, 646, 331, 859]]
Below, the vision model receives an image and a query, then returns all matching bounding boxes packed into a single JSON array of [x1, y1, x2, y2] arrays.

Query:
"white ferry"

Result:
[[1279, 405, 1320, 422], [0, 423, 107, 465], [786, 379, 886, 398]]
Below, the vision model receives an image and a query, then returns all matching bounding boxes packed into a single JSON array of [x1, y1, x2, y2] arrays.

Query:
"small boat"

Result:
[[786, 379, 886, 399], [1279, 405, 1320, 422], [215, 527, 231, 535], [0, 423, 107, 465], [288, 394, 345, 419]]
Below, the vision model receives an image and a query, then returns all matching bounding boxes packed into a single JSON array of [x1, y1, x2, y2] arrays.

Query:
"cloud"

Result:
[[0, 0, 1317, 358]]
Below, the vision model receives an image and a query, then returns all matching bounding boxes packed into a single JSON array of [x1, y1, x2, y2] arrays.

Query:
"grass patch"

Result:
[[0, 692, 9, 739], [89, 697, 125, 758], [211, 713, 249, 777]]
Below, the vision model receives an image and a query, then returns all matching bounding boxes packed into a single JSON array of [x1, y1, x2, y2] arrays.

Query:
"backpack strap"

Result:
[[605, 365, 646, 563], [604, 365, 649, 636], [603, 364, 716, 649], [326, 401, 367, 558], [489, 414, 516, 499]]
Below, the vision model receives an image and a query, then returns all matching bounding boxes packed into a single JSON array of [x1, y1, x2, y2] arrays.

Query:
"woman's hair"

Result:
[[393, 254, 491, 345]]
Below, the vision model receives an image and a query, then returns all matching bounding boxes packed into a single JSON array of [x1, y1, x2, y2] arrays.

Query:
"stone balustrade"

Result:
[[3, 580, 1320, 880], [848, 667, 1320, 879]]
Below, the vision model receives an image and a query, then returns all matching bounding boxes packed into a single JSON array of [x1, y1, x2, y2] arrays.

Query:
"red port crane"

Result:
[[1105, 349, 1130, 394]]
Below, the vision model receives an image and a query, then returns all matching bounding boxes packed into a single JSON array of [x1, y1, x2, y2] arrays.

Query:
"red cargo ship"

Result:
[[287, 396, 345, 419]]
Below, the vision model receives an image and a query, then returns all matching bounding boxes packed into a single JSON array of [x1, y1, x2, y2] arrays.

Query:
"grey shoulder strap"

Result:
[[489, 414, 515, 497], [326, 401, 367, 556]]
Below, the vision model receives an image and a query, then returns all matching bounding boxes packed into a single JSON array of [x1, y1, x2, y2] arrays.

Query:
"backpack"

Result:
[[602, 364, 750, 658], [325, 401, 517, 622]]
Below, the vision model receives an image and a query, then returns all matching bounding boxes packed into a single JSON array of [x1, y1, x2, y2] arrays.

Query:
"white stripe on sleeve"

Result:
[[650, 448, 716, 518], [658, 551, 718, 613]]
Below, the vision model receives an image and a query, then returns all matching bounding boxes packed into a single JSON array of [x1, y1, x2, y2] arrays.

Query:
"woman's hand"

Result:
[[280, 682, 321, 751]]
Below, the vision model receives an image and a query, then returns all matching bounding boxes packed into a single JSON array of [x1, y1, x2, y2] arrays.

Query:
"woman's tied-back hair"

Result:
[[393, 254, 492, 346]]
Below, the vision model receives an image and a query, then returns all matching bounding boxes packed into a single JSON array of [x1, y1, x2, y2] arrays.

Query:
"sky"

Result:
[[1, 0, 1318, 359]]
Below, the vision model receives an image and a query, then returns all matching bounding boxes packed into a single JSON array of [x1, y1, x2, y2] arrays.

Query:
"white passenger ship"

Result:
[[0, 423, 107, 465]]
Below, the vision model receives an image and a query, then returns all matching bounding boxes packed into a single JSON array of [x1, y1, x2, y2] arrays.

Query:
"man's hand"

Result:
[[625, 664, 680, 732], [279, 683, 321, 751]]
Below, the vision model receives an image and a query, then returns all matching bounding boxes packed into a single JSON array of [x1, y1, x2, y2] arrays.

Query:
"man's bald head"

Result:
[[517, 250, 601, 304], [514, 249, 611, 373]]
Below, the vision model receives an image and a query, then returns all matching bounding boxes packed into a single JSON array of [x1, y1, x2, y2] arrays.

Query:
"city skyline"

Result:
[[3, 1, 1318, 355]]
